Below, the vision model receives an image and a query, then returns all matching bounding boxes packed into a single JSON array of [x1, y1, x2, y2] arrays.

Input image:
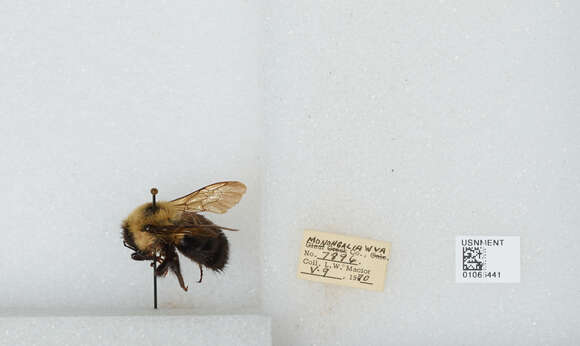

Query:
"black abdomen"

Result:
[[177, 231, 229, 271]]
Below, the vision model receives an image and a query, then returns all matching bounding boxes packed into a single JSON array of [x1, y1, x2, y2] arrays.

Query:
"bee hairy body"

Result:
[[121, 181, 245, 292], [123, 202, 183, 252], [177, 221, 229, 271], [122, 201, 230, 291]]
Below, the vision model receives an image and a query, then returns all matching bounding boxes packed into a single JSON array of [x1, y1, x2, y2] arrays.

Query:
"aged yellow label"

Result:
[[297, 230, 391, 291]]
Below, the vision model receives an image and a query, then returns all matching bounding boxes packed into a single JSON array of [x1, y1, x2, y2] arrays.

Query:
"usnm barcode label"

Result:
[[456, 236, 520, 283], [297, 230, 391, 291]]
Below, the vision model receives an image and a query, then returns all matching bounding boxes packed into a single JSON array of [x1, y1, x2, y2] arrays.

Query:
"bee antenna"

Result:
[[150, 187, 158, 207]]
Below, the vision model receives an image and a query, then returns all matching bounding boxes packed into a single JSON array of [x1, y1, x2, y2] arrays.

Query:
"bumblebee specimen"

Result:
[[122, 181, 246, 291]]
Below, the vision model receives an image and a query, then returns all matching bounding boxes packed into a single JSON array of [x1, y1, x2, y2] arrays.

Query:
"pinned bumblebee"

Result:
[[122, 182, 246, 293]]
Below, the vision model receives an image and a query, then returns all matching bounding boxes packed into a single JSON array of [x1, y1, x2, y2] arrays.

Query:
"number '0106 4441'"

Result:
[[462, 271, 502, 279]]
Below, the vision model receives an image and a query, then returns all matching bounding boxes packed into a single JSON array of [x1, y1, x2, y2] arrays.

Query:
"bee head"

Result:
[[121, 220, 136, 250], [121, 188, 176, 251]]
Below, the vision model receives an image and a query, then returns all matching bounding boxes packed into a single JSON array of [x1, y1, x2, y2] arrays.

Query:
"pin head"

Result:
[[150, 188, 158, 207]]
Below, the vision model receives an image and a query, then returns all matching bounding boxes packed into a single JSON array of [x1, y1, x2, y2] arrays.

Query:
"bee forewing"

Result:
[[169, 181, 246, 214]]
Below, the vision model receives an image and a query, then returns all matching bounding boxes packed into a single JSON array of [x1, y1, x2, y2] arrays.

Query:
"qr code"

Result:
[[463, 246, 486, 271]]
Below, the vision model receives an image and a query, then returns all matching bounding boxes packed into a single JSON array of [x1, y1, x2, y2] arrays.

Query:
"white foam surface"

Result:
[[262, 1, 580, 345], [0, 1, 263, 312], [0, 311, 271, 346], [2, 1, 580, 346]]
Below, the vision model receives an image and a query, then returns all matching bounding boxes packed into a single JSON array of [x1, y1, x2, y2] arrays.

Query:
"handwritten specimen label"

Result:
[[297, 230, 391, 291]]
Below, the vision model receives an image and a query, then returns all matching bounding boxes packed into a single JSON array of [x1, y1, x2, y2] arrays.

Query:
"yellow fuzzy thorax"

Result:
[[124, 201, 178, 252]]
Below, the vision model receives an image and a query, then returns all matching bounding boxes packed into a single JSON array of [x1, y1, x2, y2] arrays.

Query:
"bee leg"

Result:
[[131, 252, 155, 261], [163, 246, 188, 291], [123, 241, 137, 251], [155, 260, 169, 277], [149, 256, 163, 266], [197, 263, 203, 283], [169, 258, 188, 292], [174, 266, 188, 292]]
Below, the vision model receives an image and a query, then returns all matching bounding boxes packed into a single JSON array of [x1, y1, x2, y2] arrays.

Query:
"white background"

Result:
[[0, 1, 263, 312], [262, 1, 579, 345], [2, 1, 580, 345]]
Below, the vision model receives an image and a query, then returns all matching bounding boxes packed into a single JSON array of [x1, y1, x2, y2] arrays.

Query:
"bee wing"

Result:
[[144, 212, 238, 240], [169, 181, 247, 214], [146, 224, 221, 238]]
